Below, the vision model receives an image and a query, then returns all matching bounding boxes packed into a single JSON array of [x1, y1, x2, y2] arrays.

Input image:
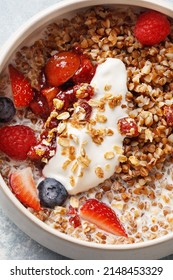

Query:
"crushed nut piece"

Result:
[[53, 99, 64, 110], [95, 114, 107, 123], [108, 95, 122, 109], [104, 84, 112, 91], [70, 196, 79, 208]]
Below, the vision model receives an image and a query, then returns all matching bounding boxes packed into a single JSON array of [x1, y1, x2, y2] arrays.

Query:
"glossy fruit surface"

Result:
[[80, 198, 128, 237], [29, 92, 50, 119], [117, 117, 139, 137], [0, 125, 37, 160], [0, 97, 16, 123], [56, 88, 76, 110], [45, 51, 80, 86], [38, 178, 68, 208], [9, 64, 34, 108], [10, 167, 41, 211], [73, 55, 96, 84]]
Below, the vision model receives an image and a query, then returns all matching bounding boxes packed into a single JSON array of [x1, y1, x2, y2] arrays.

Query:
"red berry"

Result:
[[56, 88, 76, 110], [0, 125, 37, 160], [117, 117, 139, 137], [78, 99, 92, 120], [69, 215, 81, 228], [134, 10, 171, 45], [73, 83, 95, 100], [27, 146, 43, 161], [29, 92, 50, 119], [67, 205, 77, 215], [164, 105, 173, 126], [9, 64, 34, 108], [10, 167, 41, 211], [45, 51, 80, 86], [80, 198, 128, 237], [73, 55, 96, 84]]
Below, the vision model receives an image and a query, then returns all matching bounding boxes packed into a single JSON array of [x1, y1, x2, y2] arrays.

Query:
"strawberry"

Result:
[[80, 198, 128, 237], [134, 10, 171, 46], [10, 167, 41, 211], [9, 64, 34, 108], [73, 55, 96, 84], [44, 51, 80, 86], [0, 125, 37, 160]]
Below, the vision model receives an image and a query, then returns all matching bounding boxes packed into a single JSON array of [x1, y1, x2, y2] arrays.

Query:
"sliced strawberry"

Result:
[[9, 64, 34, 108], [73, 55, 96, 84], [44, 51, 80, 87], [80, 198, 128, 237], [10, 167, 41, 211]]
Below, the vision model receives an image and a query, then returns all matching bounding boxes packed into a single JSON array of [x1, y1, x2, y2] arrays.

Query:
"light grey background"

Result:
[[0, 0, 173, 260]]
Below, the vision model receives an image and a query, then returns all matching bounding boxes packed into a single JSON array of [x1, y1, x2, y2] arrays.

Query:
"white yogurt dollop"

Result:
[[43, 58, 128, 195]]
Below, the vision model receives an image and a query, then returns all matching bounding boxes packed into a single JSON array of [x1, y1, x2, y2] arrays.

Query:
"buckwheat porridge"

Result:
[[0, 6, 173, 245]]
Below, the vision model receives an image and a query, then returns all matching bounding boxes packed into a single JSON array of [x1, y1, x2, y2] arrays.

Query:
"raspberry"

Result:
[[134, 10, 171, 45], [0, 125, 37, 160]]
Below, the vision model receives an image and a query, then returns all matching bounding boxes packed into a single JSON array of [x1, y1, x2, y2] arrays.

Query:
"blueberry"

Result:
[[0, 97, 16, 123], [38, 178, 68, 208]]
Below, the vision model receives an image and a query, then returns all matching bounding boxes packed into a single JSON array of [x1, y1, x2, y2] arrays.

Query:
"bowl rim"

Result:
[[0, 0, 173, 253]]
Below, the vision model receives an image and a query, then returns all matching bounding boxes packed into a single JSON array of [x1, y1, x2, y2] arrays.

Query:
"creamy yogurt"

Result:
[[43, 58, 128, 195]]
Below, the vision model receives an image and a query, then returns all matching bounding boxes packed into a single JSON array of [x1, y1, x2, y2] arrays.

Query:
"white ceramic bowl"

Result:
[[0, 0, 173, 259]]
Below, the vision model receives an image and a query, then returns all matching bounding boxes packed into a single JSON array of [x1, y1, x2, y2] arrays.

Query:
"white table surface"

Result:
[[0, 0, 173, 260]]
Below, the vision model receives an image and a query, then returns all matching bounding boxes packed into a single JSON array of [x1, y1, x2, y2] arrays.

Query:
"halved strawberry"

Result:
[[10, 167, 41, 211], [9, 64, 34, 108], [44, 51, 80, 87], [80, 198, 128, 237]]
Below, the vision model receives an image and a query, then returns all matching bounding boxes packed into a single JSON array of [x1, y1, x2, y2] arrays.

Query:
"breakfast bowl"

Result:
[[0, 0, 173, 259]]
